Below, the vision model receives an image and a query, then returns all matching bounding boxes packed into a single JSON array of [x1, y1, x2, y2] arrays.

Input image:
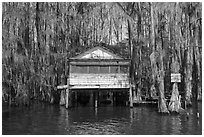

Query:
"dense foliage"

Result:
[[2, 2, 202, 112]]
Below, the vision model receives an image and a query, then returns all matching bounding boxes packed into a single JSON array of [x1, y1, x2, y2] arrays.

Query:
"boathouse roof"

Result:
[[71, 46, 125, 60]]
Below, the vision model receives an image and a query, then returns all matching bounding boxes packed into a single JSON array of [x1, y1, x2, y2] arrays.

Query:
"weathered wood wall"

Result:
[[70, 73, 129, 89]]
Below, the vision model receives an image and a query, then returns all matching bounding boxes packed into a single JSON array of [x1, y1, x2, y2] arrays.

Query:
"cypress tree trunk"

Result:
[[168, 56, 182, 113], [184, 13, 194, 107], [185, 47, 193, 106], [157, 47, 169, 113], [127, 19, 134, 107], [194, 22, 202, 101], [135, 3, 142, 102], [195, 47, 202, 101], [150, 3, 168, 113], [168, 3, 183, 113], [149, 2, 157, 99]]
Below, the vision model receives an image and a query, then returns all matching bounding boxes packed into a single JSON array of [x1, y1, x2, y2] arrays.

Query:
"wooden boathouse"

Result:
[[58, 46, 133, 108]]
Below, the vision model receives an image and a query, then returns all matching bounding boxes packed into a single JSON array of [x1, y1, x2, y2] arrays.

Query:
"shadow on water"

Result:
[[2, 101, 202, 135]]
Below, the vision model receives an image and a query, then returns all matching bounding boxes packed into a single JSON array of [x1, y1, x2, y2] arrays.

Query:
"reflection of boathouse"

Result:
[[58, 46, 133, 108]]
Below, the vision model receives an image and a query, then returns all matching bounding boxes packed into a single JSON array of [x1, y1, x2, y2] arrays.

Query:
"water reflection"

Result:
[[161, 116, 168, 134], [2, 103, 202, 135], [130, 108, 133, 123], [95, 108, 98, 116], [171, 116, 181, 134]]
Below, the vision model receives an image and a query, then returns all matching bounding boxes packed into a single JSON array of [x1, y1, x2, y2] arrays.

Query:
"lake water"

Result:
[[2, 102, 202, 135]]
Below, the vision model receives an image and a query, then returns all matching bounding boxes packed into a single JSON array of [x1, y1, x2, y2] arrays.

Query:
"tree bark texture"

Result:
[[185, 47, 193, 106], [168, 56, 183, 112], [157, 41, 169, 113], [157, 62, 169, 113], [60, 90, 66, 105]]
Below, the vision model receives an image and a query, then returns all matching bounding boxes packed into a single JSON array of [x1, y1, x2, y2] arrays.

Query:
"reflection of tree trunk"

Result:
[[161, 116, 168, 133], [171, 117, 182, 134], [65, 87, 69, 108]]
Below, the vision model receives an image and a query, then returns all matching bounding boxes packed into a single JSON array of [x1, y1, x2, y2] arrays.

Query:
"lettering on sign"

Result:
[[171, 73, 181, 83]]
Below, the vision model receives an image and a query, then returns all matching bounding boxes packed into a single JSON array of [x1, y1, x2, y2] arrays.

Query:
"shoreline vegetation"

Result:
[[2, 2, 202, 114]]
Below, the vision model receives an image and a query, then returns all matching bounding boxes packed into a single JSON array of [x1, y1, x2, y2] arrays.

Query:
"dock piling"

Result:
[[65, 88, 69, 108], [95, 92, 98, 108], [129, 85, 133, 108], [65, 78, 70, 109]]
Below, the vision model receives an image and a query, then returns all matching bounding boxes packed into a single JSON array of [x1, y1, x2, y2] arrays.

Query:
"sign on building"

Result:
[[171, 73, 181, 83]]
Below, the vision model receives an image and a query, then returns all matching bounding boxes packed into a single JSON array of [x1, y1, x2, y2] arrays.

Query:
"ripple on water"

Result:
[[2, 102, 202, 135]]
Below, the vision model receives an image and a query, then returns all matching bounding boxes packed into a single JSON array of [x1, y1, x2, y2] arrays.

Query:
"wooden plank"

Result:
[[65, 78, 70, 108], [69, 74, 129, 87], [70, 61, 130, 65], [70, 58, 130, 61], [129, 84, 133, 108], [57, 85, 69, 89], [70, 85, 129, 89], [65, 88, 69, 108]]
